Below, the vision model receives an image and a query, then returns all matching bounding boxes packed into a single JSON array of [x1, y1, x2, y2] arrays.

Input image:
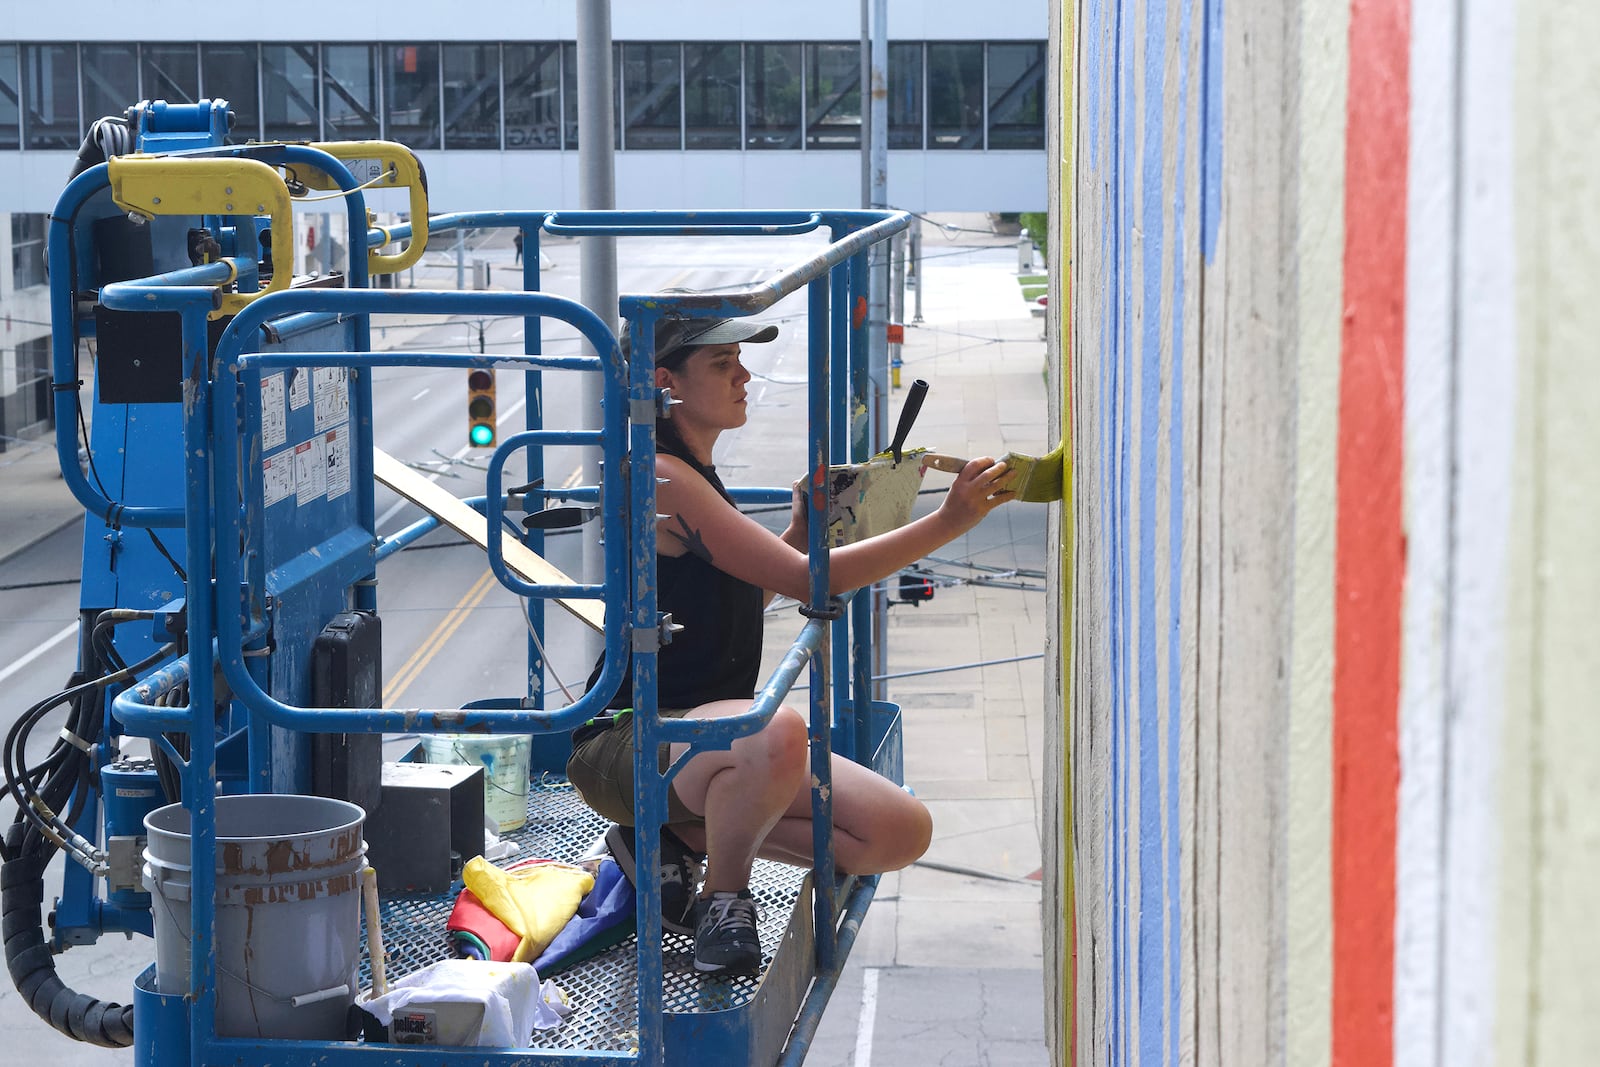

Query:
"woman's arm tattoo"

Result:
[[664, 515, 714, 562]]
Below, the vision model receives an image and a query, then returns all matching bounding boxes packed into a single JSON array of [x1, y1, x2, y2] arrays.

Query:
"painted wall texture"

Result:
[[1042, 0, 1600, 1064]]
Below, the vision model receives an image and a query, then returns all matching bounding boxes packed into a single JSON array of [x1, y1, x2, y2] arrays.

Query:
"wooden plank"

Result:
[[371, 447, 605, 633]]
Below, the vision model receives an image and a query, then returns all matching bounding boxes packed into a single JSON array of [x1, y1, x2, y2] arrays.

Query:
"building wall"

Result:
[[0, 2, 1044, 43], [1046, 0, 1600, 1064]]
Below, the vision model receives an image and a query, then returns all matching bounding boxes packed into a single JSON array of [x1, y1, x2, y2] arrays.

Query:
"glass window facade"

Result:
[[142, 44, 198, 106], [0, 45, 19, 150], [504, 43, 560, 149], [80, 44, 137, 124], [986, 42, 1044, 149], [0, 38, 1043, 154], [806, 42, 859, 149], [22, 45, 78, 150], [744, 43, 800, 149], [386, 44, 440, 149], [0, 334, 53, 445], [622, 42, 680, 150], [926, 42, 984, 149], [202, 44, 260, 142], [887, 42, 923, 149], [561, 42, 621, 150], [683, 42, 739, 149], [442, 43, 500, 150], [261, 44, 319, 142], [11, 212, 46, 289], [324, 44, 380, 142]]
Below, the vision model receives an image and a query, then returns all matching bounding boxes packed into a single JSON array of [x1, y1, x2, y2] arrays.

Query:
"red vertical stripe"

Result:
[[1333, 1, 1409, 1065]]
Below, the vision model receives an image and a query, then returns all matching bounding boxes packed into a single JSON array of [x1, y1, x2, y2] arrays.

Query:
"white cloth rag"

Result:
[[364, 959, 567, 1046]]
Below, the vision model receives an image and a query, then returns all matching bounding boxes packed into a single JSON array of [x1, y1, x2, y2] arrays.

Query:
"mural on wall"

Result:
[[1047, 0, 1600, 1064]]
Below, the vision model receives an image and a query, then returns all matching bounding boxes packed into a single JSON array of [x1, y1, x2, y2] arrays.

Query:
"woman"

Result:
[[567, 315, 1015, 975]]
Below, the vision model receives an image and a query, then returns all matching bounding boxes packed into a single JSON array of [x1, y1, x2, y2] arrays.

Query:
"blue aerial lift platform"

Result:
[[1, 98, 909, 1067]]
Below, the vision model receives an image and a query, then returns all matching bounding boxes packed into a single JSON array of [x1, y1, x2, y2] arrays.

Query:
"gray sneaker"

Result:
[[691, 890, 762, 975], [604, 824, 702, 936]]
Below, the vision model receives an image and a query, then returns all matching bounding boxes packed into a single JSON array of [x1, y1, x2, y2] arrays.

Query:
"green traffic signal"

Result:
[[466, 368, 496, 447]]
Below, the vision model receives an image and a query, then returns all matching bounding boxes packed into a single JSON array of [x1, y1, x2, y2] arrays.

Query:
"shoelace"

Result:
[[703, 894, 761, 934]]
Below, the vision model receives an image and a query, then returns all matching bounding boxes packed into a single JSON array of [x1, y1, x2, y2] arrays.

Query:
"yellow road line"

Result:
[[383, 568, 497, 705]]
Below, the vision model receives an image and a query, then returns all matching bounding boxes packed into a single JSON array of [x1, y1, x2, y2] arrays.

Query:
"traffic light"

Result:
[[467, 369, 496, 447], [895, 570, 936, 606]]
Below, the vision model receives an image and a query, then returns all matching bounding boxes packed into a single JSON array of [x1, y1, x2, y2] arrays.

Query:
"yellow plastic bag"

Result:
[[462, 857, 595, 964]]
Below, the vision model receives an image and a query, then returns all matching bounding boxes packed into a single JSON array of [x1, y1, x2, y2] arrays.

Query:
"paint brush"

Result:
[[922, 443, 1069, 503]]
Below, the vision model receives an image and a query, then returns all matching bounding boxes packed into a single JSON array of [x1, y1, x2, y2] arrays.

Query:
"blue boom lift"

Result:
[[1, 99, 909, 1066]]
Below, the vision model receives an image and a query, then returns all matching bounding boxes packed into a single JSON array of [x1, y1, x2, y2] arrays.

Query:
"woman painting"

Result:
[[568, 315, 1014, 975]]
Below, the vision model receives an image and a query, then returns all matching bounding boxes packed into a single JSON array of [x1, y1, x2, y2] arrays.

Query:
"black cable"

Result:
[[2, 608, 167, 1048]]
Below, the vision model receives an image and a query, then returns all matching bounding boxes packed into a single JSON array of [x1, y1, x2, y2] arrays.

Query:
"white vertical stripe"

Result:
[[1285, 0, 1348, 1063], [853, 967, 880, 1067], [1439, 1, 1518, 1063], [1394, 0, 1458, 1061]]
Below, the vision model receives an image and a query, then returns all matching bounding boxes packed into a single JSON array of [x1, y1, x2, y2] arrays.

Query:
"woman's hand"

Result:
[[781, 478, 809, 551], [934, 457, 1015, 535]]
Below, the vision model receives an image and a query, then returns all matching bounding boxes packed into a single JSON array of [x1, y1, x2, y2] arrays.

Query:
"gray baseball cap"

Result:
[[641, 316, 779, 368]]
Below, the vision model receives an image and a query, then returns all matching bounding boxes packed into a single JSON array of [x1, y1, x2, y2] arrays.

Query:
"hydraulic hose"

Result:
[[1, 611, 168, 1048], [2, 836, 134, 1047]]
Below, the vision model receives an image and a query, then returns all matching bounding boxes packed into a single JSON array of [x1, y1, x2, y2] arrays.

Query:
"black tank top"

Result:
[[581, 431, 764, 717]]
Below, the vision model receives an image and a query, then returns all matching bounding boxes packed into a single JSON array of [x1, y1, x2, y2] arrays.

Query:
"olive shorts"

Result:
[[566, 709, 701, 827]]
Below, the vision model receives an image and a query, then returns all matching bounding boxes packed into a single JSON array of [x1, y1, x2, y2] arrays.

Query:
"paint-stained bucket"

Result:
[[418, 733, 532, 832], [142, 794, 367, 1039]]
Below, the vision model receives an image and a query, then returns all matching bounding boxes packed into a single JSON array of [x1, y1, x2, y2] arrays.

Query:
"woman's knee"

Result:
[[881, 796, 933, 869], [846, 791, 932, 873], [756, 707, 809, 782]]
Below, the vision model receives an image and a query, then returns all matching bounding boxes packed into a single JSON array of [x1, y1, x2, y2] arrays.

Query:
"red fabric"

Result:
[[447, 888, 521, 963]]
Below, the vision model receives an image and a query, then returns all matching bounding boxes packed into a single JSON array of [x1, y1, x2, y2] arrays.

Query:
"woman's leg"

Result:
[[667, 701, 932, 885], [665, 700, 809, 895]]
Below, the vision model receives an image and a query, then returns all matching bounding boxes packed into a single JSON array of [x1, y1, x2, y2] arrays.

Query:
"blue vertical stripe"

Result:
[[1168, 1, 1194, 1062], [1116, 0, 1137, 1060], [1200, 0, 1225, 261], [1136, 3, 1169, 1066]]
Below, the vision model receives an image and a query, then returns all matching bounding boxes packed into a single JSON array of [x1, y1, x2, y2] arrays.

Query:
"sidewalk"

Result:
[[0, 433, 81, 566]]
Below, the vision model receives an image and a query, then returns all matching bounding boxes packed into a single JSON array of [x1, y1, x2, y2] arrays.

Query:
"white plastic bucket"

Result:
[[142, 794, 367, 1040], [417, 733, 531, 832]]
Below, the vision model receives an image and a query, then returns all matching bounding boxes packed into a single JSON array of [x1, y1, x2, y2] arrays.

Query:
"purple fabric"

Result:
[[533, 858, 635, 973]]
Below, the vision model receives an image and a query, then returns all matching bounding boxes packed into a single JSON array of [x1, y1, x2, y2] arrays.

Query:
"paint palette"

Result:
[[818, 449, 935, 546]]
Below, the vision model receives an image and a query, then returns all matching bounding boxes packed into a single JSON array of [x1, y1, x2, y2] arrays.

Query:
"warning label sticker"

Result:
[[313, 367, 349, 434], [261, 373, 286, 451], [263, 452, 294, 506], [324, 426, 351, 501], [294, 436, 327, 505], [289, 368, 310, 410]]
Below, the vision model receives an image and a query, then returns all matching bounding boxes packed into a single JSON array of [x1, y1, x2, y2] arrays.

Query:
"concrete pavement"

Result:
[[0, 214, 1052, 1065]]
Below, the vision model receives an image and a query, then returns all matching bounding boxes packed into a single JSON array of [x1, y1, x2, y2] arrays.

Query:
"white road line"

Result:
[[0, 622, 78, 685], [853, 967, 879, 1067]]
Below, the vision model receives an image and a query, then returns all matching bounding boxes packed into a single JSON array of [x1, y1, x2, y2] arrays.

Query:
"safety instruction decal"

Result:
[[294, 435, 328, 505], [261, 373, 286, 451], [289, 368, 310, 410], [262, 452, 294, 507], [313, 367, 349, 433], [324, 426, 351, 501]]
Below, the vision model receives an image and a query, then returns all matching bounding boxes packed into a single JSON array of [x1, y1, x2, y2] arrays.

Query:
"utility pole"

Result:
[[862, 0, 890, 700], [577, 0, 616, 666]]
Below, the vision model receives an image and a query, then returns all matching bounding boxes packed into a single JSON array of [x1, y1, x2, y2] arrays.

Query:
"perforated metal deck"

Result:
[[361, 775, 808, 1052]]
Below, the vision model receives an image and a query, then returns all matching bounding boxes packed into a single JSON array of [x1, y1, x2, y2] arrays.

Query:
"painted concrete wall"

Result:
[[1044, 0, 1600, 1063]]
